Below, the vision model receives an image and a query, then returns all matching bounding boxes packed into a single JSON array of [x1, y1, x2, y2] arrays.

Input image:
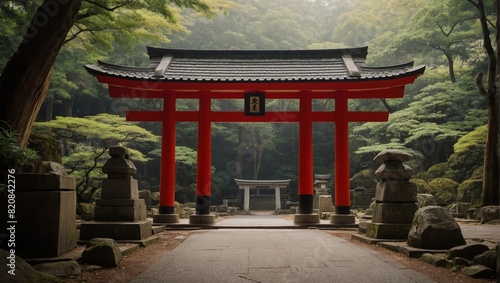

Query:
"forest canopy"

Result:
[[0, 0, 494, 205]]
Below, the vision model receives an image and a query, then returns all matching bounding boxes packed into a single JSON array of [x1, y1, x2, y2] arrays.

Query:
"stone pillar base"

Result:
[[330, 213, 356, 224], [80, 221, 152, 241], [153, 214, 180, 224], [189, 214, 216, 225], [365, 222, 412, 239], [293, 214, 320, 224]]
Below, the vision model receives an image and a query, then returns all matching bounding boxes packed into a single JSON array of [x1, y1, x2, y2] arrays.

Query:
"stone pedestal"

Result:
[[80, 147, 152, 241], [293, 213, 320, 224], [5, 174, 77, 258], [189, 214, 216, 224], [365, 149, 417, 239], [330, 214, 356, 224], [318, 195, 335, 214]]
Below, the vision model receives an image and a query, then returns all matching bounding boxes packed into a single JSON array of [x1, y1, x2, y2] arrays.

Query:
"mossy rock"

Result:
[[428, 178, 459, 206], [28, 133, 62, 163], [350, 169, 377, 190], [410, 179, 429, 194], [468, 167, 484, 180], [457, 180, 482, 207], [427, 162, 448, 181]]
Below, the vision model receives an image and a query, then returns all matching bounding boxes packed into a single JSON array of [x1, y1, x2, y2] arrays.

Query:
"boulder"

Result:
[[77, 202, 95, 221], [452, 257, 471, 267], [81, 238, 122, 267], [373, 149, 413, 163], [0, 249, 64, 283], [447, 244, 490, 260], [43, 161, 68, 176], [480, 206, 500, 224], [33, 261, 81, 278], [461, 265, 495, 279], [419, 253, 452, 268], [417, 194, 436, 208], [473, 250, 497, 270], [407, 206, 466, 249]]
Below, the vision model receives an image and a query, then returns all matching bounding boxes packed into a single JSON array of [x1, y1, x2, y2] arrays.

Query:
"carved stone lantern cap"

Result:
[[373, 149, 413, 163], [102, 146, 137, 178]]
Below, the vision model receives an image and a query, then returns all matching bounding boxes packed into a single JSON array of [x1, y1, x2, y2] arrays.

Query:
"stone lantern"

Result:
[[80, 146, 152, 241]]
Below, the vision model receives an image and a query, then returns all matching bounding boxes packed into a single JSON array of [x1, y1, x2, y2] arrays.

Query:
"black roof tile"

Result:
[[85, 46, 425, 83]]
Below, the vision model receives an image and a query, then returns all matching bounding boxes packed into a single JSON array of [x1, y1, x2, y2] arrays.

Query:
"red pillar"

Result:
[[196, 93, 212, 214], [159, 94, 176, 214], [298, 94, 314, 214], [334, 94, 351, 214]]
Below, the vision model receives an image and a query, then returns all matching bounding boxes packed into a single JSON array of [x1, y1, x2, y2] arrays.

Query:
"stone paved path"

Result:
[[133, 216, 435, 283]]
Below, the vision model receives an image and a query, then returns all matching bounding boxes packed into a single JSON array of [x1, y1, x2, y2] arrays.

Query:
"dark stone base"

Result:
[[94, 199, 147, 221], [372, 203, 418, 223], [79, 221, 152, 241], [298, 194, 313, 214], [335, 206, 351, 215], [196, 196, 211, 214], [365, 222, 412, 239]]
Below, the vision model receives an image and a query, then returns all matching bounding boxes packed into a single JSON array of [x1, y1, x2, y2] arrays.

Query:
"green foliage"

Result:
[[0, 128, 39, 172], [426, 163, 448, 181], [457, 179, 482, 207], [444, 125, 486, 182], [428, 177, 460, 205], [33, 114, 160, 201], [410, 179, 429, 194], [0, 0, 492, 202]]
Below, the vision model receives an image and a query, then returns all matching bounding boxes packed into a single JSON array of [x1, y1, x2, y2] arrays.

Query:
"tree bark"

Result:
[[0, 0, 83, 146], [444, 51, 457, 83], [469, 0, 500, 206]]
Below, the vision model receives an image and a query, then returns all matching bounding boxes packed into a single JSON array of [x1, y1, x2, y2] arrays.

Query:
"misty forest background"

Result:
[[0, 0, 492, 207]]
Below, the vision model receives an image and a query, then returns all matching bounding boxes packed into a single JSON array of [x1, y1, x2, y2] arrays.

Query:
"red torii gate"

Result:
[[86, 47, 425, 224]]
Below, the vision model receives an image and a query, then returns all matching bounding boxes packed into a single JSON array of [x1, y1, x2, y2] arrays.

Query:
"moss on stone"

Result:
[[410, 179, 429, 194], [350, 169, 377, 190], [427, 162, 448, 180], [429, 178, 459, 206], [28, 133, 62, 163], [457, 180, 483, 207]]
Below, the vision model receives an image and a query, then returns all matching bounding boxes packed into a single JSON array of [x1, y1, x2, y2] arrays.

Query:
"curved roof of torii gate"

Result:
[[85, 46, 425, 92]]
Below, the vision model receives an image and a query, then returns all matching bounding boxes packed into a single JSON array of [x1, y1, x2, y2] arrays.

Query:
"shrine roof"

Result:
[[85, 46, 425, 83]]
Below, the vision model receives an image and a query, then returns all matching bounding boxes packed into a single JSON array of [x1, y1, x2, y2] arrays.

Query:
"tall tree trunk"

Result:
[[444, 51, 456, 83], [44, 98, 54, 121], [469, 0, 500, 206], [0, 0, 83, 146]]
